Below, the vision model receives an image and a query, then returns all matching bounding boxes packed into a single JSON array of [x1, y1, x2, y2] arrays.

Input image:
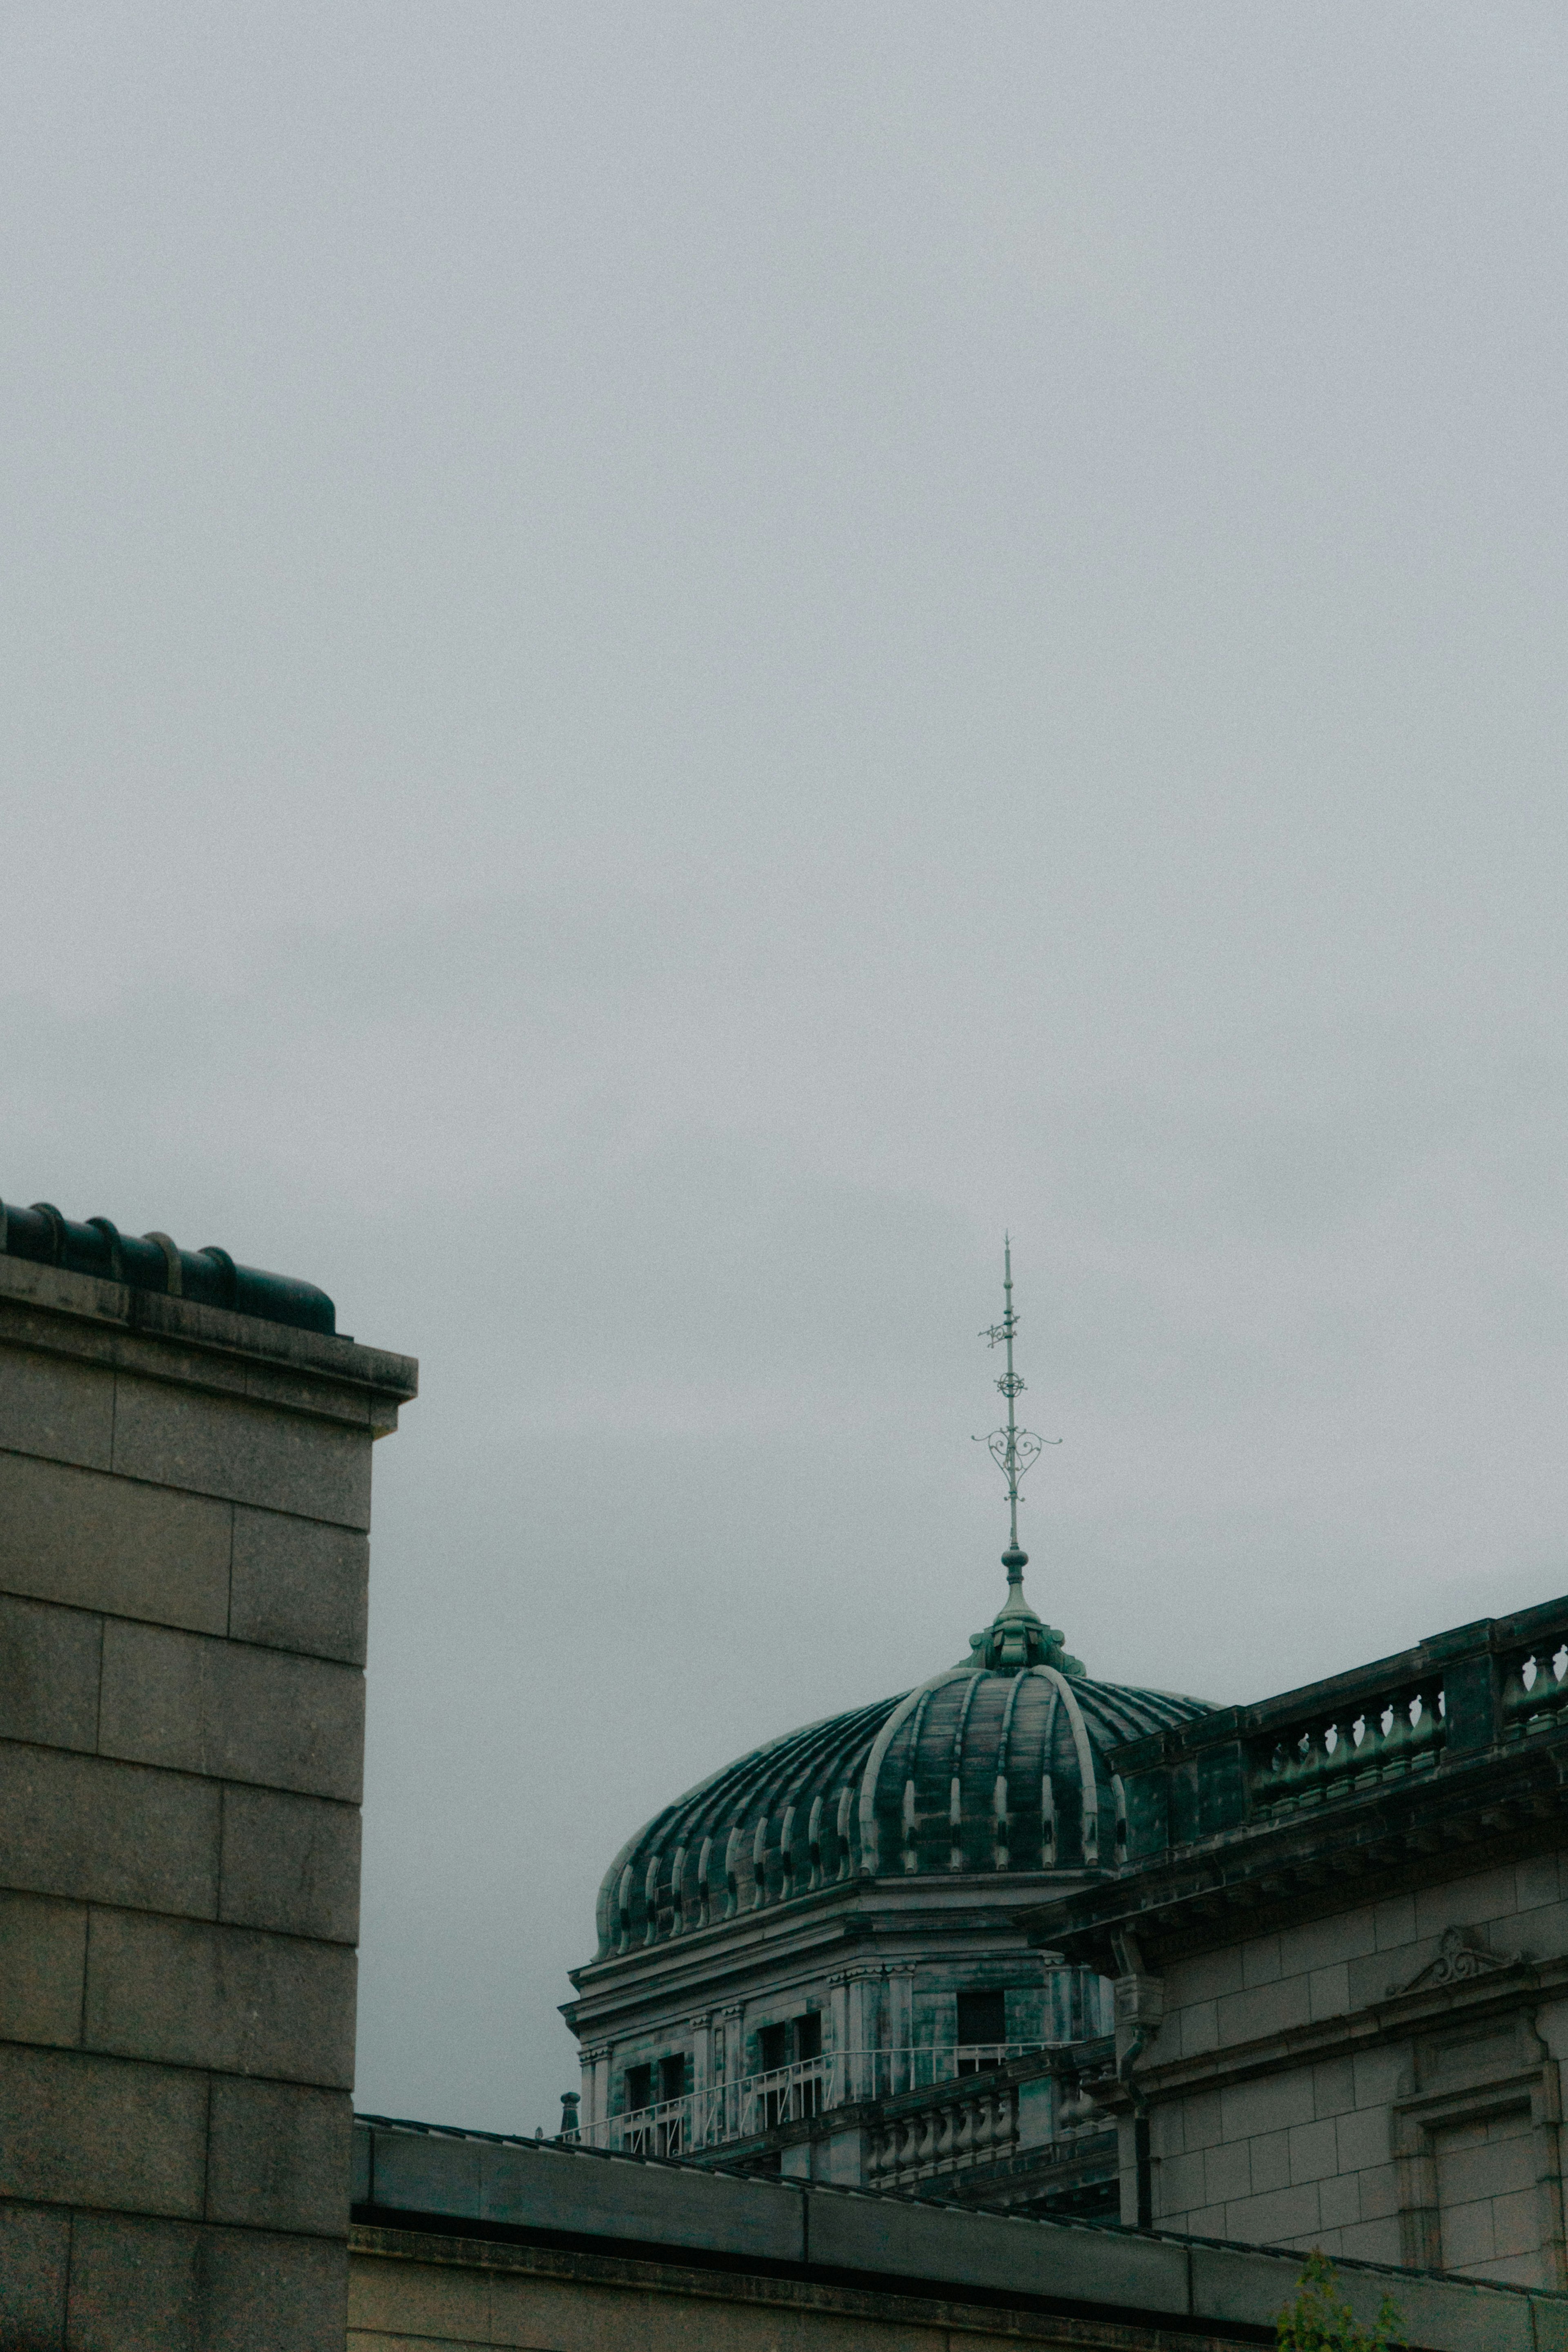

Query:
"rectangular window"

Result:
[[658, 2053, 686, 2105], [624, 2062, 652, 2113], [758, 2022, 789, 2073], [956, 1988, 1008, 2054], [795, 2012, 822, 2062]]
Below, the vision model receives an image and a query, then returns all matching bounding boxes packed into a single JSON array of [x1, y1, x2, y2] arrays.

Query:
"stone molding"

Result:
[[0, 1253, 417, 1431], [1386, 1925, 1525, 2000]]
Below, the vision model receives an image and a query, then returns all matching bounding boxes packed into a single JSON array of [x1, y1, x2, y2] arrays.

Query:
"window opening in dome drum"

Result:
[[625, 2062, 651, 2114], [658, 2054, 685, 2105], [956, 1986, 1008, 2072], [755, 2016, 826, 2129]]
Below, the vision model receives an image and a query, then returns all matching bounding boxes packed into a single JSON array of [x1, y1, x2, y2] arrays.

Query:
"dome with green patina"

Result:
[[592, 1572, 1211, 1959]]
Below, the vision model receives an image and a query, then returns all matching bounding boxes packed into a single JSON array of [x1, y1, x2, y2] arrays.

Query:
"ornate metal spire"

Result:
[[967, 1241, 1077, 1675], [980, 1235, 1049, 1589]]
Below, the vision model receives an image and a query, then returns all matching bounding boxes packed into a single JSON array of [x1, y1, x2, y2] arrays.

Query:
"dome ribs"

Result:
[[1035, 1672, 1062, 1867], [615, 1697, 898, 1944], [992, 1670, 1027, 1868], [589, 1668, 1215, 1953], [898, 1683, 944, 1873], [948, 1673, 985, 1869], [859, 1669, 973, 1877], [741, 1700, 893, 1905]]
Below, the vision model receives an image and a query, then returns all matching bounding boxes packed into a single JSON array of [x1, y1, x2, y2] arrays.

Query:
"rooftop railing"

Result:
[[1114, 1596, 1568, 1864]]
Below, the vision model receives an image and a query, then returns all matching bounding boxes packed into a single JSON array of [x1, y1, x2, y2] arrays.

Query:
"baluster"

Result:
[[1354, 1693, 1392, 1778], [1275, 1726, 1319, 1811], [1501, 1651, 1534, 1739], [1348, 1710, 1379, 1795], [1321, 1718, 1354, 1800], [1528, 1649, 1568, 1735], [1254, 1738, 1289, 1812], [1379, 1691, 1414, 1778], [1278, 1721, 1316, 1806], [1409, 1689, 1439, 1772]]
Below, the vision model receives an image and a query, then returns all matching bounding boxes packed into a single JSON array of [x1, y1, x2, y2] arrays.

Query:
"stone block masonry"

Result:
[[0, 1241, 416, 2352]]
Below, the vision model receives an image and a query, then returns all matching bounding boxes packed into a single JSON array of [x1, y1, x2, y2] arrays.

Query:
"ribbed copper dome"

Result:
[[592, 1646, 1211, 1959]]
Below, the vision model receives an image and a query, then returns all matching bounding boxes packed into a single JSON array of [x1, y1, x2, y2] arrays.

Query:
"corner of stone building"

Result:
[[0, 1244, 416, 2352]]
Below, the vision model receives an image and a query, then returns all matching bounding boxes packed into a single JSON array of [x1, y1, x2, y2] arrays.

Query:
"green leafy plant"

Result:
[[1276, 2251, 1406, 2351]]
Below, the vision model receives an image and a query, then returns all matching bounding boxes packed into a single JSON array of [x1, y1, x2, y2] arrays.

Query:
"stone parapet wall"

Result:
[[0, 1251, 415, 2351], [347, 2129, 1568, 2351]]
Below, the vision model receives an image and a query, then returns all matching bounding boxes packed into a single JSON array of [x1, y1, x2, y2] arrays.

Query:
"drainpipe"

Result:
[[1110, 1927, 1163, 2229]]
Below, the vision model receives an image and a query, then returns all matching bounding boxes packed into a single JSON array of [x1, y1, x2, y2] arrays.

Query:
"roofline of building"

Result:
[[351, 2113, 1568, 2350]]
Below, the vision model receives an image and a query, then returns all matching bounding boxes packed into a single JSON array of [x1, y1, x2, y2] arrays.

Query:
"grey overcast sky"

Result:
[[3, 3, 1567, 2131]]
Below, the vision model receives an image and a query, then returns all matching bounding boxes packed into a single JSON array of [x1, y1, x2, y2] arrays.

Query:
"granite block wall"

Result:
[[1144, 1853, 1568, 2285], [0, 1253, 415, 2352]]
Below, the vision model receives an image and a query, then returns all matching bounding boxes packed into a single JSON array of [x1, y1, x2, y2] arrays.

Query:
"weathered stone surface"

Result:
[[111, 1375, 372, 1527], [1215, 1973, 1311, 2044], [0, 1241, 412, 2352], [0, 1592, 101, 1750], [1335, 2104, 1391, 2174], [1287, 2116, 1339, 2184], [1218, 2069, 1314, 2142], [1154, 2148, 1203, 2214], [82, 1911, 357, 2086], [197, 2228, 347, 2352], [219, 1785, 362, 1944], [230, 1506, 368, 1665], [0, 1743, 219, 1915], [0, 1346, 114, 1470], [0, 1450, 231, 1633], [98, 1621, 365, 1802], [1202, 2138, 1250, 2205], [64, 2214, 201, 2352], [1247, 2127, 1290, 2194], [63, 2218, 346, 2352], [206, 2080, 352, 2235], [1311, 2055, 1355, 2118], [0, 2045, 207, 2214], [0, 2196, 69, 2348], [0, 1889, 87, 2046], [349, 2248, 488, 2341]]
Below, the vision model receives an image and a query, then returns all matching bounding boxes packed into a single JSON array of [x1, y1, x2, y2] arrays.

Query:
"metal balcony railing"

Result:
[[578, 2042, 1052, 2154]]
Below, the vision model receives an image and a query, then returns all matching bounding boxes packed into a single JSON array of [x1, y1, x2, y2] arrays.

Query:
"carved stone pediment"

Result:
[[1385, 1925, 1525, 1999]]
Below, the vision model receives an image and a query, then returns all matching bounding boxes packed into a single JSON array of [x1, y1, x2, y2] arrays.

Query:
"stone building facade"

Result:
[[0, 1199, 416, 2352], [1027, 1597, 1568, 2288]]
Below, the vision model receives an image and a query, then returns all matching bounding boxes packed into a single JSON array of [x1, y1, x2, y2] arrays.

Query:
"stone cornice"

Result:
[[1019, 1730, 1568, 1973], [0, 1253, 417, 1427], [1089, 1948, 1568, 2121], [564, 1877, 1091, 2037]]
